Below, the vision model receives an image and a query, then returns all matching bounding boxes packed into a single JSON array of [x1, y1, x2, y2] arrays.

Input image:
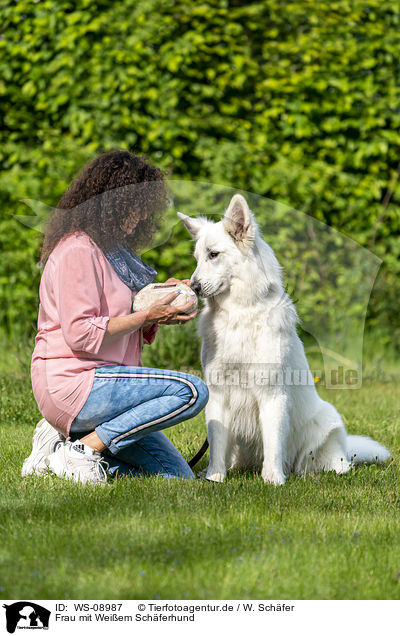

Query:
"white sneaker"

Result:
[[45, 440, 108, 485], [21, 418, 65, 476]]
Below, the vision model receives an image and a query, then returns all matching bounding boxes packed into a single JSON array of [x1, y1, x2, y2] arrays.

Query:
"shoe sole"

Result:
[[45, 453, 107, 485], [21, 419, 60, 476], [21, 456, 48, 476]]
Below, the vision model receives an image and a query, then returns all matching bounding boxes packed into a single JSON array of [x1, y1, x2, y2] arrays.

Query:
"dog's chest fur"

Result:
[[199, 296, 291, 369]]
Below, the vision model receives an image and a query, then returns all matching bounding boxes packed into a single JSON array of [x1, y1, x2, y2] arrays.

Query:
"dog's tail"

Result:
[[346, 435, 391, 465]]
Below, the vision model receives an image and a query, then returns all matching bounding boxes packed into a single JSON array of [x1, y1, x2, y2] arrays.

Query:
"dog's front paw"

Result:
[[205, 468, 226, 483], [261, 467, 286, 486]]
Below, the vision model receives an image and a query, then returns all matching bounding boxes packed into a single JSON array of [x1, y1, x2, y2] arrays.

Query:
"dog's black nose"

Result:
[[191, 280, 202, 296]]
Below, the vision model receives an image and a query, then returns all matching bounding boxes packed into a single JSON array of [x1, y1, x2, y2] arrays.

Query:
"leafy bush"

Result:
[[1, 0, 399, 348], [142, 318, 202, 372]]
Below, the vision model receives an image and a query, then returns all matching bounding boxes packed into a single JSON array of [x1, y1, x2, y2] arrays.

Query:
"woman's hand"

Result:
[[163, 308, 198, 325], [165, 277, 191, 287], [145, 291, 197, 326], [103, 291, 197, 343]]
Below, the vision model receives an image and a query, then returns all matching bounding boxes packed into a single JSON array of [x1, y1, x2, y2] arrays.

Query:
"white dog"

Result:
[[178, 194, 391, 485]]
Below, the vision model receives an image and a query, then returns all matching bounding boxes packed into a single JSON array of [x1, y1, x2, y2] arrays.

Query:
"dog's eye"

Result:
[[209, 251, 220, 259]]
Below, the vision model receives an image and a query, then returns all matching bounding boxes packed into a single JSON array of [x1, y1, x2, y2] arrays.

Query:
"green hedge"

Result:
[[1, 0, 400, 350]]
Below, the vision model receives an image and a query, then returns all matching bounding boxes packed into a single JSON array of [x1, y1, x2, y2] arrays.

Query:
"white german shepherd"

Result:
[[178, 194, 390, 485]]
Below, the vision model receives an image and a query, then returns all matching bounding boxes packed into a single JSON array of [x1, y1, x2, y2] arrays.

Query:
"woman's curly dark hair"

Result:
[[41, 150, 167, 263]]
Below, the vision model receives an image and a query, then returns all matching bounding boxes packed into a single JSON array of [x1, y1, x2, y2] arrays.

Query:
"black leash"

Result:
[[188, 437, 209, 468]]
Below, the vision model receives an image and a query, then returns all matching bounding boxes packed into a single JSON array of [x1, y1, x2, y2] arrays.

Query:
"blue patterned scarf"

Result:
[[104, 246, 157, 292]]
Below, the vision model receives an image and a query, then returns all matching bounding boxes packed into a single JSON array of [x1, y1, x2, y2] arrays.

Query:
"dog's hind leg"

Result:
[[259, 393, 288, 486], [311, 402, 350, 474], [205, 391, 230, 482], [313, 429, 350, 474]]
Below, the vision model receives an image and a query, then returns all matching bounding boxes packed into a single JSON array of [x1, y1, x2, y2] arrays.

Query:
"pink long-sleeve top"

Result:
[[31, 231, 158, 437]]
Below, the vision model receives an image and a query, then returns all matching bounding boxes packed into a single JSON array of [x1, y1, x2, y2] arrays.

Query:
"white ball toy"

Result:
[[133, 282, 198, 315]]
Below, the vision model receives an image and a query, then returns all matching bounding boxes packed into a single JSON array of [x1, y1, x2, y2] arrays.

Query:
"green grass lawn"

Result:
[[1, 363, 400, 600]]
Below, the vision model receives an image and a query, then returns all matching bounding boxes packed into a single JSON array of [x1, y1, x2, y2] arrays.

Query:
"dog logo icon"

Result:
[[2, 602, 50, 633]]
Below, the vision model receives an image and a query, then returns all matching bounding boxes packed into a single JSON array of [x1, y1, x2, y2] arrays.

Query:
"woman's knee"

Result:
[[195, 377, 209, 409], [189, 376, 208, 416], [165, 372, 208, 414]]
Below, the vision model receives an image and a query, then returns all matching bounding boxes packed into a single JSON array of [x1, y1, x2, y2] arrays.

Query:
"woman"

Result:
[[22, 150, 208, 484]]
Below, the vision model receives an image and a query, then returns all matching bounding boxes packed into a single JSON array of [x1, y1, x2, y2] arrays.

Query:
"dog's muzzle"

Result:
[[190, 280, 202, 296]]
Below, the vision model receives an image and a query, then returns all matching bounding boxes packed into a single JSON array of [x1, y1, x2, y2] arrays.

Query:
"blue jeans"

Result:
[[70, 365, 209, 480]]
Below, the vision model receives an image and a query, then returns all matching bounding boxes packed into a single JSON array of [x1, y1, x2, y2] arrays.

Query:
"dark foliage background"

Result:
[[1, 0, 399, 356]]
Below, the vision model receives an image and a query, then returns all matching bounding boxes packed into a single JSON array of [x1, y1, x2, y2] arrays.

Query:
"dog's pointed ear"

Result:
[[177, 212, 207, 239], [223, 194, 256, 248]]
